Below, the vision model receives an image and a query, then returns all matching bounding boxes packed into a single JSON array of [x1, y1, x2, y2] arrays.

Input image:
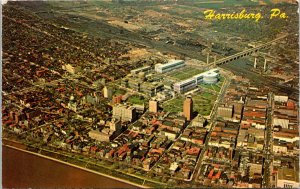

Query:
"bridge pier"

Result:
[[264, 58, 267, 72], [207, 53, 210, 64], [254, 57, 257, 68], [214, 55, 217, 66]]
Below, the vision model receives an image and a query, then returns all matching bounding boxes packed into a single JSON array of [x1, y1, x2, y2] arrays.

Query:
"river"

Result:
[[2, 146, 138, 188]]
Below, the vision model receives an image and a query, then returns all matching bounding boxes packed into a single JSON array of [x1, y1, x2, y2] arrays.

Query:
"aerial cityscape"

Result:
[[2, 0, 299, 188]]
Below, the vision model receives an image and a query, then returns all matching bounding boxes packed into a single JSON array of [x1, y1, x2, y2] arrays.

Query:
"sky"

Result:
[[2, 0, 8, 5]]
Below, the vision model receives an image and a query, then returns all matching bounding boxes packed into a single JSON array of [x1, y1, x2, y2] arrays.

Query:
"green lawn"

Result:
[[127, 95, 146, 105], [163, 91, 217, 116], [167, 67, 204, 81], [114, 88, 126, 95], [162, 98, 184, 113], [199, 76, 224, 93], [193, 92, 216, 116]]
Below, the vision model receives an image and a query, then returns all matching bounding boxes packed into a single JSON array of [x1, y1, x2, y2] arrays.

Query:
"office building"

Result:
[[174, 78, 197, 94], [193, 68, 220, 84], [131, 66, 151, 75], [113, 105, 137, 122], [183, 96, 193, 121], [103, 86, 113, 99], [149, 100, 158, 113], [155, 60, 185, 73]]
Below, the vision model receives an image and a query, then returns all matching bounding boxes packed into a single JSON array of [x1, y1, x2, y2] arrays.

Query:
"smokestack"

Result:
[[254, 57, 257, 68]]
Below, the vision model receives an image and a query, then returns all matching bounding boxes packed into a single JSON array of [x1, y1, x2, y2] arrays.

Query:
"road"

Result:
[[192, 75, 231, 182], [262, 92, 275, 188]]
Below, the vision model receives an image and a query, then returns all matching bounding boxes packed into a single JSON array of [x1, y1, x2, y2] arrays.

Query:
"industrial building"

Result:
[[155, 60, 185, 73], [112, 105, 137, 122], [174, 78, 197, 94]]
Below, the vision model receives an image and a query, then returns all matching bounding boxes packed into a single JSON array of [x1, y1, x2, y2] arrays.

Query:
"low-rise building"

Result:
[[276, 168, 299, 188]]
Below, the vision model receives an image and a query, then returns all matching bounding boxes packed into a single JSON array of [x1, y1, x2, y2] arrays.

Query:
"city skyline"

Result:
[[2, 0, 299, 188]]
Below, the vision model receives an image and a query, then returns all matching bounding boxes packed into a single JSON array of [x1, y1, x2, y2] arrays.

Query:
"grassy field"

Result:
[[162, 98, 184, 113], [167, 67, 204, 81], [198, 76, 225, 93], [162, 90, 217, 116], [127, 95, 146, 105], [114, 88, 126, 95]]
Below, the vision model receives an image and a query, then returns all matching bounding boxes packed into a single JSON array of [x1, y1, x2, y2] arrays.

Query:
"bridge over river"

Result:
[[209, 35, 288, 66]]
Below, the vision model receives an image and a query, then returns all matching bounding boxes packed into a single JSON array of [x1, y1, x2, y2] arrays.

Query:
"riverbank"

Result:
[[2, 145, 145, 188]]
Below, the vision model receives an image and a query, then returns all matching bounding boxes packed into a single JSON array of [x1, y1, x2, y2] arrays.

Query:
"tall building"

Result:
[[183, 96, 193, 121], [113, 105, 137, 122], [149, 100, 158, 113], [103, 86, 113, 99]]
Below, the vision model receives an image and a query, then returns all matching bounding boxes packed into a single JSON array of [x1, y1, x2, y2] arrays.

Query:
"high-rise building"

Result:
[[103, 86, 113, 99], [113, 105, 136, 122], [183, 96, 193, 121], [149, 100, 158, 113]]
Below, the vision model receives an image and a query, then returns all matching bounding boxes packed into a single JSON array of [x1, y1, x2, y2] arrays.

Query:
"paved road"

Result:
[[262, 93, 274, 188], [192, 76, 231, 182]]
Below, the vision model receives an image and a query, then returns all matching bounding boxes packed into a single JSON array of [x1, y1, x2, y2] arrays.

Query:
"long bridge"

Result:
[[209, 35, 288, 66]]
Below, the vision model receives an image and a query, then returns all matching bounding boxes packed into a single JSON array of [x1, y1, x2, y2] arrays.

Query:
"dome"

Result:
[[203, 71, 219, 84]]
